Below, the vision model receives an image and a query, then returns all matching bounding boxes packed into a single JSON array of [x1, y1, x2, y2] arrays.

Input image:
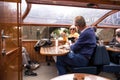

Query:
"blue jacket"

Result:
[[70, 27, 96, 56]]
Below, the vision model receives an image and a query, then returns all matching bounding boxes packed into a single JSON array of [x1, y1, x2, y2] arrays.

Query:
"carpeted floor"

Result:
[[23, 62, 117, 80]]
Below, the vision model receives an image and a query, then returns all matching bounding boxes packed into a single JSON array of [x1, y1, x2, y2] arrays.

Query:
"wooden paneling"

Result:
[[22, 40, 46, 63], [0, 1, 22, 80], [22, 40, 66, 63], [2, 48, 22, 80]]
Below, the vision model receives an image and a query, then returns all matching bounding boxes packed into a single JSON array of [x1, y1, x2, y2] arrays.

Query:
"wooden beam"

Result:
[[97, 25, 120, 29], [0, 0, 21, 3], [21, 22, 70, 27], [26, 0, 120, 10], [22, 3, 32, 20], [55, 0, 120, 5], [92, 10, 119, 26]]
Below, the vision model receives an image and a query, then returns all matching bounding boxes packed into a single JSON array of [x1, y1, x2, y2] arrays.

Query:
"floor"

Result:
[[23, 62, 117, 80]]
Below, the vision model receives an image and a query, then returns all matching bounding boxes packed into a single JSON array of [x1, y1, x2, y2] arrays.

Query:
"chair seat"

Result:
[[70, 66, 97, 74], [103, 62, 120, 73]]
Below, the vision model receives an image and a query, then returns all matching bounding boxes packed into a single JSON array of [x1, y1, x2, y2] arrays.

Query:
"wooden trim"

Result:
[[54, 0, 120, 6], [22, 3, 32, 20], [92, 10, 119, 26], [97, 25, 120, 29], [26, 0, 120, 10], [6, 48, 19, 55], [0, 22, 70, 27], [22, 23, 70, 27], [2, 0, 21, 3]]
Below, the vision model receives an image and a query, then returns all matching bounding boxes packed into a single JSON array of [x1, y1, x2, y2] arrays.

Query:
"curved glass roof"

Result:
[[99, 11, 120, 26], [22, 3, 110, 25]]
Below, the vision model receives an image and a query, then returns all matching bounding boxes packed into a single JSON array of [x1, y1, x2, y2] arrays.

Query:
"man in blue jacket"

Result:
[[56, 16, 96, 75]]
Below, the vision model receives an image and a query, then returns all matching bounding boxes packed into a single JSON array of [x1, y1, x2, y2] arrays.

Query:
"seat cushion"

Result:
[[103, 62, 120, 73], [71, 66, 97, 74]]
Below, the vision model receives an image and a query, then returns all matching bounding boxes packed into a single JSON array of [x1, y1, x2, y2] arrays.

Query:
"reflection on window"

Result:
[[96, 28, 114, 42], [99, 11, 120, 26], [22, 26, 69, 40], [23, 4, 110, 25]]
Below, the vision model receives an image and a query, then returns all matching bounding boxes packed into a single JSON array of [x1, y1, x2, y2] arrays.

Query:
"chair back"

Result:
[[89, 45, 110, 66]]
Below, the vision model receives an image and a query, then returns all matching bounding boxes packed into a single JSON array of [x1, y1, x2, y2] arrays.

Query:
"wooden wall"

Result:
[[0, 48, 22, 80], [22, 40, 66, 63], [22, 40, 46, 63], [5, 48, 21, 80]]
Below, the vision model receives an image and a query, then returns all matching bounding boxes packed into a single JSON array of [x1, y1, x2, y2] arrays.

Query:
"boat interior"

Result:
[[0, 0, 120, 80]]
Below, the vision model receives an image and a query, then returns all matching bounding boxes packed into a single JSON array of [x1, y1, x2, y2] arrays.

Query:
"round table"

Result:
[[50, 73, 110, 80]]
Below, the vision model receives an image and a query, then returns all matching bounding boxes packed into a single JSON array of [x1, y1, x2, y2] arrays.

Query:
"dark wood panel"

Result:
[[0, 0, 21, 3], [4, 48, 21, 80], [22, 40, 46, 63], [22, 40, 66, 63], [26, 0, 120, 10]]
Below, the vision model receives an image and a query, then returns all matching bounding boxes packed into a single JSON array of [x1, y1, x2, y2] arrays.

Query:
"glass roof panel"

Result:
[[98, 11, 120, 26], [23, 4, 110, 25], [21, 0, 27, 15]]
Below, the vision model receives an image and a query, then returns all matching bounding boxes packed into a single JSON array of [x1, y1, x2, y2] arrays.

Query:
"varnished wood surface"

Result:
[[22, 40, 46, 63], [50, 73, 110, 80], [0, 0, 21, 2], [0, 48, 22, 80], [22, 40, 66, 62], [0, 1, 22, 80], [40, 46, 69, 56], [26, 0, 120, 10], [106, 45, 120, 52]]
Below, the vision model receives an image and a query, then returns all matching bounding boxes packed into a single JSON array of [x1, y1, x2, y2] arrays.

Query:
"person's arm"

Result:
[[70, 28, 96, 53], [109, 37, 116, 45]]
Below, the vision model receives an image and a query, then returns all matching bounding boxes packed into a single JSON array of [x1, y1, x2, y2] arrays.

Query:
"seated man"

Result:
[[22, 47, 39, 76], [108, 29, 120, 64], [56, 16, 96, 75]]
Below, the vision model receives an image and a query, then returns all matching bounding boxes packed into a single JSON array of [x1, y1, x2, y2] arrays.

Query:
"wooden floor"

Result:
[[23, 62, 117, 80]]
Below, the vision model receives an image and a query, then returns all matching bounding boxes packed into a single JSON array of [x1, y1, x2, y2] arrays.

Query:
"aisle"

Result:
[[23, 62, 117, 80], [23, 62, 57, 80]]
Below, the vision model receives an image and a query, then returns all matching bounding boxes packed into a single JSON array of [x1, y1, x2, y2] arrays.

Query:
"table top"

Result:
[[50, 73, 110, 80], [40, 45, 70, 56], [105, 45, 120, 52]]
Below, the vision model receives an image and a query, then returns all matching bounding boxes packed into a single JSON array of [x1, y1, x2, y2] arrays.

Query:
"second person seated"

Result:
[[68, 25, 79, 43]]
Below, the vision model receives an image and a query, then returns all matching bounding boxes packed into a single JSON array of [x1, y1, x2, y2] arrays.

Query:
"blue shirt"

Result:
[[70, 27, 96, 56]]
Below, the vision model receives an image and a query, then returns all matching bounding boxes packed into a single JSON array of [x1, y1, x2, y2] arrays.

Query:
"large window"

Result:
[[22, 26, 69, 40], [22, 3, 112, 40], [99, 11, 120, 27], [22, 4, 110, 25]]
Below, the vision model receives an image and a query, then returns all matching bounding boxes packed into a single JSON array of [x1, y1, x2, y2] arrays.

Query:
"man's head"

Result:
[[74, 16, 86, 31], [116, 28, 120, 33], [116, 28, 120, 37]]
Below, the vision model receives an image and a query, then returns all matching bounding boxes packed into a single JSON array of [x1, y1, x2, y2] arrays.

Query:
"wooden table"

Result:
[[40, 46, 70, 56], [40, 45, 70, 65], [105, 45, 120, 52], [50, 73, 110, 80]]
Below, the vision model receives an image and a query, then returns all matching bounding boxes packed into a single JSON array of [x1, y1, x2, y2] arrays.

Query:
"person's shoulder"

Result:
[[74, 32, 79, 37], [115, 43, 120, 47], [74, 32, 79, 35]]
